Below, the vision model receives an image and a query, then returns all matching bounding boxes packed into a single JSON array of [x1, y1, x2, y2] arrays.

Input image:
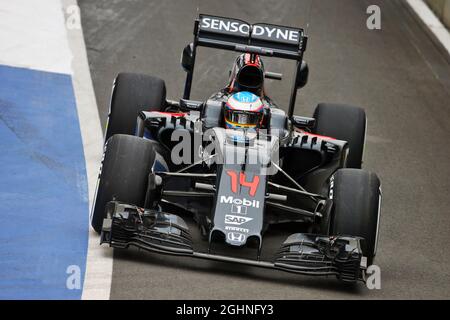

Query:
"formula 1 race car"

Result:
[[91, 15, 382, 283]]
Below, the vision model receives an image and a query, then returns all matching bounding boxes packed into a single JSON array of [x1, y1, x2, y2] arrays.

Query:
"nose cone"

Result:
[[225, 230, 247, 246]]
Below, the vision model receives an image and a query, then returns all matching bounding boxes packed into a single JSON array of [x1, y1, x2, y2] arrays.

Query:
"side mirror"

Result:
[[179, 98, 203, 112], [181, 43, 194, 72], [291, 115, 315, 129], [296, 61, 309, 89]]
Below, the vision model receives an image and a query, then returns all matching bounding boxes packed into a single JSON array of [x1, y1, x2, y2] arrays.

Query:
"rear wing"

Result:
[[196, 15, 307, 60], [183, 14, 308, 118]]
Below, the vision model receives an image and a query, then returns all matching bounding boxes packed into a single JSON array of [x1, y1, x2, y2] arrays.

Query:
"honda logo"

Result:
[[227, 232, 246, 243]]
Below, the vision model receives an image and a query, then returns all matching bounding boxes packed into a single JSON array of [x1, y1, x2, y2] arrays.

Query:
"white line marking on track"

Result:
[[406, 0, 450, 56], [61, 0, 113, 300]]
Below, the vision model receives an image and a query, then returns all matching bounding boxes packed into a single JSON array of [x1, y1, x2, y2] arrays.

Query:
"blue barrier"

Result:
[[0, 65, 88, 299]]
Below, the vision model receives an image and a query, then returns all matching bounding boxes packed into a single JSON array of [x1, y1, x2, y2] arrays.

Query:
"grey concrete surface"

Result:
[[79, 0, 450, 299]]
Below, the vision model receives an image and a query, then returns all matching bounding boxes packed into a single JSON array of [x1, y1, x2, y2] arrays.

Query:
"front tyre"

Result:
[[329, 169, 381, 266], [91, 134, 157, 233]]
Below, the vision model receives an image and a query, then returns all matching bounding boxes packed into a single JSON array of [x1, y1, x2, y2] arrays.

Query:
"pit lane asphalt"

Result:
[[79, 0, 450, 299]]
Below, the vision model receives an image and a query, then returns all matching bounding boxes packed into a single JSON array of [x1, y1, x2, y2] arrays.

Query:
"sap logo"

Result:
[[225, 214, 253, 225], [220, 196, 260, 208], [227, 232, 246, 243]]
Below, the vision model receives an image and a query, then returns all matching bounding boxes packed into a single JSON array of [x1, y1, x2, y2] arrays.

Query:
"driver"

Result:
[[207, 52, 277, 130], [224, 91, 264, 130]]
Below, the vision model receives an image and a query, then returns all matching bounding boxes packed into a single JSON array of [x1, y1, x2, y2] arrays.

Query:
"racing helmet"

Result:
[[228, 53, 265, 96], [224, 91, 264, 129]]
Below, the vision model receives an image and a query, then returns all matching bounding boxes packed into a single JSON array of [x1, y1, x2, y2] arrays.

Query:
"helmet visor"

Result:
[[225, 109, 262, 127]]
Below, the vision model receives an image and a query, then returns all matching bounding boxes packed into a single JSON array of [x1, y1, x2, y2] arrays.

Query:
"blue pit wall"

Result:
[[0, 64, 88, 299]]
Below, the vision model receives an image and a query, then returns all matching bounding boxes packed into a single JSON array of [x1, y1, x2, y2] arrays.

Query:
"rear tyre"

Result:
[[105, 73, 166, 142], [313, 103, 366, 168], [91, 134, 157, 233], [329, 169, 381, 266]]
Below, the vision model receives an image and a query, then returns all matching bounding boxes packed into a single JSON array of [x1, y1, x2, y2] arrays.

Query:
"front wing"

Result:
[[101, 201, 367, 283]]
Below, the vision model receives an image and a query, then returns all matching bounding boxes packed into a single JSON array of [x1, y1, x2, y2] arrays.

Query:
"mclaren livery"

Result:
[[91, 15, 382, 283]]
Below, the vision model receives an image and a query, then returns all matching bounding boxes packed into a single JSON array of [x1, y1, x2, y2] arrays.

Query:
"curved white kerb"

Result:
[[61, 0, 113, 300]]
